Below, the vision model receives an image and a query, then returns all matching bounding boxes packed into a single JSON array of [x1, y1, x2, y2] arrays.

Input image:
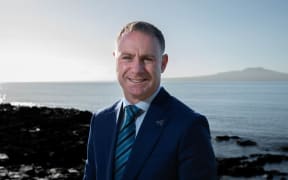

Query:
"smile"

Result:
[[128, 78, 146, 83]]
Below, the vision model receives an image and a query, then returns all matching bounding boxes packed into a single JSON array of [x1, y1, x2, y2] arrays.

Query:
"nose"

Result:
[[131, 58, 144, 73]]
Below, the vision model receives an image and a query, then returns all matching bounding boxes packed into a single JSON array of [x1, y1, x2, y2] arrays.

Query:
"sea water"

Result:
[[1, 80, 288, 158]]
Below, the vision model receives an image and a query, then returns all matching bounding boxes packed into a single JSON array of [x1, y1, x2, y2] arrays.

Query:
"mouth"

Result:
[[128, 77, 147, 83]]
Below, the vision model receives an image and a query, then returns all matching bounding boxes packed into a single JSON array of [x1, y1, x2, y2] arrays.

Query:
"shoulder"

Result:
[[90, 100, 120, 121], [170, 95, 207, 122], [158, 88, 204, 118], [164, 95, 212, 143], [158, 89, 209, 129]]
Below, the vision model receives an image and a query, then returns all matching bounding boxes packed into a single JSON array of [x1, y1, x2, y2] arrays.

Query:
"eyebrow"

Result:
[[141, 54, 156, 59], [119, 52, 156, 59], [120, 52, 133, 56]]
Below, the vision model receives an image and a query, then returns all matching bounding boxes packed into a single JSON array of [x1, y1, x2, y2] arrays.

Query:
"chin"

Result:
[[126, 89, 149, 100], [130, 90, 147, 98]]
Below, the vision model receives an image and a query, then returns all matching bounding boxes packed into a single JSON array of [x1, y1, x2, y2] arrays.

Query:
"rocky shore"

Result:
[[0, 104, 91, 180], [0, 104, 287, 179], [215, 135, 288, 179]]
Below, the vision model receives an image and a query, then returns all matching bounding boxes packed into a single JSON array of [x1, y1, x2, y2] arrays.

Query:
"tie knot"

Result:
[[125, 105, 143, 119]]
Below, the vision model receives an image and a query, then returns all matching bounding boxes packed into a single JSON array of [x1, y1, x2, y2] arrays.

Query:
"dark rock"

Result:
[[250, 154, 288, 164], [236, 139, 257, 146], [215, 135, 241, 142], [0, 103, 92, 179], [217, 154, 288, 177], [279, 145, 288, 152], [215, 135, 257, 147], [230, 136, 241, 140], [215, 135, 231, 142]]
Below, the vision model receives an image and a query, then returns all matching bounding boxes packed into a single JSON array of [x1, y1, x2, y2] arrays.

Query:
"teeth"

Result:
[[129, 78, 144, 83]]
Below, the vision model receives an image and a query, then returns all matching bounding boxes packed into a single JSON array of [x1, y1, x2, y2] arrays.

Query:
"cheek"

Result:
[[116, 61, 127, 73], [152, 63, 162, 75]]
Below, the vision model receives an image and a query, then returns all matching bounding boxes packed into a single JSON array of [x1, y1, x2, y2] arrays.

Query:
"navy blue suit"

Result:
[[83, 88, 217, 180]]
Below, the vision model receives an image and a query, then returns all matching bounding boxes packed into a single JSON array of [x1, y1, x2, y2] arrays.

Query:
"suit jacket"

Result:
[[83, 88, 217, 180]]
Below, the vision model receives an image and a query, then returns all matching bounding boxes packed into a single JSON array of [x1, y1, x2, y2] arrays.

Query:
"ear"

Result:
[[161, 54, 168, 73]]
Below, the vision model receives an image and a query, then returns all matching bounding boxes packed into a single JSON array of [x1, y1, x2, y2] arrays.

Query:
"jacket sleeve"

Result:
[[83, 114, 97, 180], [178, 115, 217, 180]]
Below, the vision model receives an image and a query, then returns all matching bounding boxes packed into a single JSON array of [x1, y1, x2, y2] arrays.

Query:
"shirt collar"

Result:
[[122, 86, 161, 112]]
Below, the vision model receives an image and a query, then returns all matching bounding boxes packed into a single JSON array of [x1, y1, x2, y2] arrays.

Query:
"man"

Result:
[[83, 21, 217, 180]]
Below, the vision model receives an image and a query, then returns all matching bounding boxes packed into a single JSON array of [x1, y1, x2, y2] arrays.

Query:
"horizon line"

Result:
[[1, 67, 288, 83]]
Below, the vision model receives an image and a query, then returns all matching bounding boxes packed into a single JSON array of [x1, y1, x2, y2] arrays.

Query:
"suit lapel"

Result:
[[105, 101, 122, 180], [122, 88, 171, 179]]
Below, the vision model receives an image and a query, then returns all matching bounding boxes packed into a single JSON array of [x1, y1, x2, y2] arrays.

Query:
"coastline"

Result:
[[0, 104, 287, 179]]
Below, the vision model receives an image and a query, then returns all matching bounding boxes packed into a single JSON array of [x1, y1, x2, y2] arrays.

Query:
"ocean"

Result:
[[1, 80, 288, 159]]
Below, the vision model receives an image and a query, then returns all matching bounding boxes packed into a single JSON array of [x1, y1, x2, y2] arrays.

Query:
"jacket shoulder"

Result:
[[169, 95, 204, 116], [91, 100, 120, 120], [156, 88, 206, 121], [165, 95, 208, 127]]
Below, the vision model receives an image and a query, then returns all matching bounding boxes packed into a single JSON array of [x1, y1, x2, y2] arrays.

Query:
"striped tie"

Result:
[[114, 105, 142, 180]]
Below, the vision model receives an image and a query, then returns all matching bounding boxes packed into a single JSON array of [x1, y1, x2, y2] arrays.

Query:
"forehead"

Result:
[[117, 31, 161, 53]]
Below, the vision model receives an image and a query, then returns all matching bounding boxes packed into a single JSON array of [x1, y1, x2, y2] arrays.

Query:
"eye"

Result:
[[143, 57, 154, 64], [121, 55, 132, 61]]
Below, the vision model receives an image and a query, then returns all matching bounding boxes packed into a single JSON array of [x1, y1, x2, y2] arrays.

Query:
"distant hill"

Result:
[[173, 67, 288, 81]]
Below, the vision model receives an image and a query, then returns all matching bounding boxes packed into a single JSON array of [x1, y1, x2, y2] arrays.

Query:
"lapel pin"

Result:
[[155, 120, 165, 127]]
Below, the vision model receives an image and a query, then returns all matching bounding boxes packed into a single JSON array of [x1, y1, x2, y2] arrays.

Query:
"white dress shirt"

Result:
[[117, 87, 161, 136]]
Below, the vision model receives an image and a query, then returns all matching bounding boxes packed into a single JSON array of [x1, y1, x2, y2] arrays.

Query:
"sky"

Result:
[[0, 0, 287, 82]]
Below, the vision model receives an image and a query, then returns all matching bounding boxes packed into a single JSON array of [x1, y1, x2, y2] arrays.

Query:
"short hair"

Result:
[[116, 21, 166, 54]]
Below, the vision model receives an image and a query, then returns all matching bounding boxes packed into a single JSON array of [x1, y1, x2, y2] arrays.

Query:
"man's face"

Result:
[[114, 31, 168, 104]]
